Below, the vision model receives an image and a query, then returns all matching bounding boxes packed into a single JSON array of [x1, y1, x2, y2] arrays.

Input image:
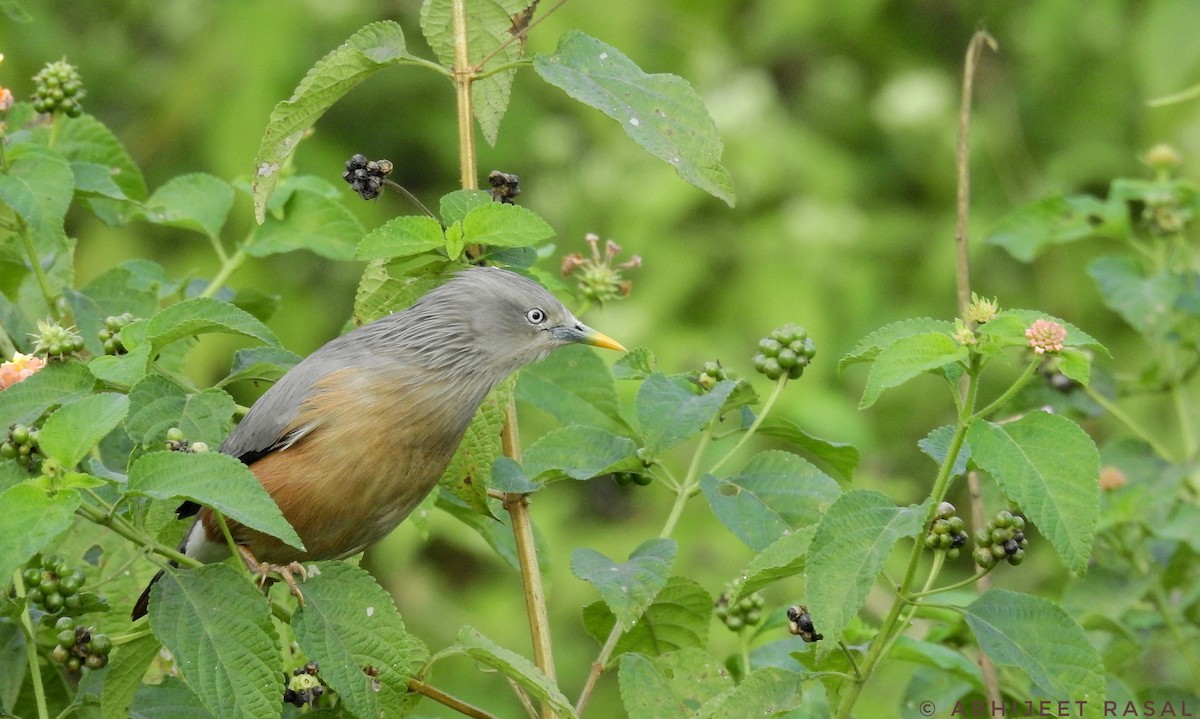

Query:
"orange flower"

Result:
[[0, 352, 46, 389]]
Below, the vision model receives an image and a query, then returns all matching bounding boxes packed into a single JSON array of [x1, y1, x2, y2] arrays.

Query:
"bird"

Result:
[[132, 266, 625, 619]]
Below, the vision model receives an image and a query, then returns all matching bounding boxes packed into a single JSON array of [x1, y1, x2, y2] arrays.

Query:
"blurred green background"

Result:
[[4, 0, 1199, 715]]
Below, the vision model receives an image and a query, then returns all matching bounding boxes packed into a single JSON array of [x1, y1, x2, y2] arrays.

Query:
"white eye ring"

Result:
[[526, 308, 547, 324]]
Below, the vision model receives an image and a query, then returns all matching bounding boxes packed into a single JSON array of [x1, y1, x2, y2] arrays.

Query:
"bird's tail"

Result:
[[131, 565, 171, 620]]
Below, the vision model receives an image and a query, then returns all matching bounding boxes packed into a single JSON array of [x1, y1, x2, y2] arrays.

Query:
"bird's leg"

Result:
[[235, 545, 309, 606]]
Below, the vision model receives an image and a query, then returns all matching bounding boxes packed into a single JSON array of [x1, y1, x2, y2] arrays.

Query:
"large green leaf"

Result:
[[246, 189, 362, 260], [523, 425, 638, 481], [100, 633, 163, 719], [142, 297, 280, 350], [859, 332, 966, 409], [0, 362, 95, 429], [986, 193, 1119, 262], [636, 374, 736, 456], [438, 378, 512, 515], [56, 113, 148, 208], [142, 174, 234, 242], [963, 589, 1105, 718], [618, 649, 731, 719], [1088, 256, 1186, 336], [253, 21, 419, 220], [127, 451, 303, 550], [694, 666, 803, 719], [148, 565, 279, 719], [454, 626, 577, 718], [535, 31, 735, 206], [572, 538, 676, 630], [354, 255, 452, 325], [516, 344, 626, 433], [728, 526, 815, 602], [38, 393, 129, 468], [0, 485, 81, 587], [128, 676, 214, 719], [125, 376, 236, 448], [0, 144, 73, 253], [701, 450, 840, 552], [968, 412, 1099, 573], [754, 415, 860, 481], [804, 490, 928, 645], [839, 318, 956, 370], [460, 203, 555, 250], [355, 215, 446, 260], [581, 576, 711, 657], [291, 562, 427, 718], [216, 347, 301, 388]]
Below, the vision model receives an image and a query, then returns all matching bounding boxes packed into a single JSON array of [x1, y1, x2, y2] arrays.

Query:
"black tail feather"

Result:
[[131, 567, 168, 620]]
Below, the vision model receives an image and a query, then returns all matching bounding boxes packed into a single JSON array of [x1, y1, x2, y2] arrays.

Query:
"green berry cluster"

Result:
[[31, 60, 85, 117], [2, 424, 42, 469], [98, 313, 135, 355], [688, 360, 738, 393], [752, 324, 815, 381], [50, 617, 111, 672], [283, 662, 325, 708], [923, 501, 969, 559], [32, 320, 85, 359], [714, 590, 765, 632], [612, 471, 651, 487], [21, 555, 86, 615], [165, 427, 209, 454], [972, 511, 1028, 569]]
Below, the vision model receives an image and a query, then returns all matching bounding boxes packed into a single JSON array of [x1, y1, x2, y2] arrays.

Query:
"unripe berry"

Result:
[[89, 634, 112, 656], [66, 657, 81, 673], [85, 654, 107, 670], [43, 592, 64, 612], [936, 501, 956, 519], [1007, 549, 1025, 566], [52, 645, 71, 664], [974, 548, 996, 569], [994, 510, 1013, 528], [55, 616, 74, 632], [932, 519, 951, 535]]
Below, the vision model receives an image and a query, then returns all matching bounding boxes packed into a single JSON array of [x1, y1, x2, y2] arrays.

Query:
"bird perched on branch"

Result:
[[132, 266, 624, 619]]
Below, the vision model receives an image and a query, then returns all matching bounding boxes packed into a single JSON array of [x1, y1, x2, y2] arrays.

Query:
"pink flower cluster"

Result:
[[0, 352, 46, 389], [1025, 319, 1067, 355]]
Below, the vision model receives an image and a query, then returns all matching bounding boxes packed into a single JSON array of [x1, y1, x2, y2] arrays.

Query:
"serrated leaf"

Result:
[[516, 344, 626, 433], [859, 332, 966, 409], [455, 626, 576, 718], [729, 526, 815, 602], [461, 202, 555, 248], [38, 393, 129, 468], [963, 589, 1105, 718], [968, 412, 1099, 573], [1088, 256, 1183, 336], [217, 347, 302, 388], [0, 485, 81, 587], [128, 676, 214, 719], [918, 425, 971, 477], [804, 490, 928, 645], [572, 538, 676, 630], [1058, 348, 1092, 386], [355, 215, 446, 260], [354, 255, 452, 325], [755, 415, 859, 481], [87, 340, 152, 387], [890, 636, 983, 690], [613, 347, 656, 380], [128, 451, 303, 550], [125, 376, 236, 448], [148, 565, 279, 719], [701, 451, 840, 552], [253, 21, 418, 219], [100, 633, 162, 719], [0, 362, 95, 429], [246, 189, 362, 260], [582, 576, 712, 657], [143, 297, 279, 350], [981, 310, 1108, 355], [840, 318, 956, 371], [0, 144, 73, 253], [291, 562, 427, 718], [56, 114, 148, 202], [439, 189, 494, 225], [435, 490, 523, 570], [695, 666, 803, 719], [438, 378, 512, 515], [636, 374, 735, 456], [535, 31, 735, 206], [142, 174, 234, 241], [986, 193, 1117, 262], [618, 649, 731, 719], [524, 425, 638, 481]]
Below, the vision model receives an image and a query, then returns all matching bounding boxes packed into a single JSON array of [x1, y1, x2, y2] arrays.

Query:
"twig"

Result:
[[472, 0, 570, 72], [451, 0, 477, 189], [407, 678, 499, 719]]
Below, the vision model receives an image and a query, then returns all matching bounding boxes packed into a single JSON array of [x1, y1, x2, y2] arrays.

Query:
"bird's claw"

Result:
[[236, 546, 308, 606]]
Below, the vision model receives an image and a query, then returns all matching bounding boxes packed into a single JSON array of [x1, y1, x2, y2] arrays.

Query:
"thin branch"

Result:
[[407, 678, 500, 719], [472, 0, 571, 72]]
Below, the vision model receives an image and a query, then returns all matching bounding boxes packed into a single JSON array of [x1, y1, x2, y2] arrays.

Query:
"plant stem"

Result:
[[709, 375, 787, 475], [13, 570, 51, 719], [972, 357, 1039, 420], [1083, 384, 1178, 462], [199, 247, 247, 298], [17, 216, 62, 320], [75, 502, 200, 569], [574, 624, 622, 716], [838, 641, 863, 679], [450, 0, 477, 190], [407, 678, 500, 719]]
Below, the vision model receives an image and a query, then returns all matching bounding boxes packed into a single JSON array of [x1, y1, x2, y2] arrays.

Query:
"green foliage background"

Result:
[[4, 0, 1199, 715]]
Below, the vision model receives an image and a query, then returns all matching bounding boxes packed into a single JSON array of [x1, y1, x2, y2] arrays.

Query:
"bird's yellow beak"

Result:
[[562, 323, 626, 352]]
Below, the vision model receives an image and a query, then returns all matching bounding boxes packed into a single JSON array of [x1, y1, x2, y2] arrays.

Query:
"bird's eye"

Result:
[[525, 308, 547, 324]]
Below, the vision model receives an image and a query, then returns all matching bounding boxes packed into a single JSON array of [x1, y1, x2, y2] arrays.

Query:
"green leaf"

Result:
[[728, 527, 815, 602], [420, 0, 531, 145], [636, 374, 736, 456], [695, 666, 803, 719], [754, 415, 859, 481], [517, 344, 626, 433], [524, 425, 638, 481], [489, 456, 539, 494], [839, 318, 955, 371], [890, 636, 984, 690], [981, 310, 1108, 355], [455, 626, 577, 718], [0, 144, 73, 253], [917, 425, 971, 477], [126, 376, 236, 448], [439, 189, 493, 226], [56, 114, 148, 202], [253, 21, 418, 219], [246, 189, 363, 260], [572, 538, 676, 630], [143, 297, 280, 350], [618, 649, 731, 719], [355, 215, 446, 260], [216, 347, 302, 388], [87, 342, 151, 388], [148, 565, 280, 719], [859, 332, 966, 409], [142, 174, 234, 242], [100, 633, 162, 719], [291, 562, 428, 718], [460, 203, 556, 249], [963, 589, 1105, 718], [354, 255, 452, 325], [38, 393, 129, 468], [0, 485, 81, 587], [986, 193, 1118, 262], [582, 576, 712, 657], [1088, 256, 1183, 336], [1058, 348, 1092, 386], [535, 31, 735, 206], [701, 450, 840, 552], [128, 451, 304, 550], [968, 412, 1100, 573], [128, 676, 214, 719], [804, 490, 928, 645], [0, 362, 95, 429], [438, 378, 512, 515], [613, 347, 657, 380]]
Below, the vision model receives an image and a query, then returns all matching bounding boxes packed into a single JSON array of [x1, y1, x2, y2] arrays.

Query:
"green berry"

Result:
[[947, 548, 960, 560], [11, 425, 30, 445], [52, 645, 71, 664], [932, 519, 951, 535], [936, 501, 956, 519], [58, 629, 77, 647], [85, 654, 107, 670], [165, 427, 184, 443], [58, 574, 81, 597], [758, 338, 782, 357], [1007, 549, 1025, 566], [66, 657, 81, 673], [947, 516, 965, 532], [55, 616, 74, 632], [777, 348, 798, 369], [745, 609, 761, 625], [43, 592, 64, 612], [63, 594, 81, 610], [38, 577, 59, 596], [26, 588, 43, 605], [89, 634, 112, 656], [974, 528, 991, 546], [994, 511, 1013, 528], [0, 442, 16, 459], [632, 473, 652, 486], [990, 528, 1009, 545], [924, 533, 939, 549], [937, 533, 953, 549], [725, 615, 743, 630], [990, 544, 1007, 560], [761, 357, 782, 380], [191, 441, 209, 453], [22, 567, 41, 586], [1010, 515, 1025, 531], [973, 548, 996, 569]]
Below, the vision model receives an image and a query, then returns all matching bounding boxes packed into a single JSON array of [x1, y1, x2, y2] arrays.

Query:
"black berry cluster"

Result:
[[31, 59, 85, 117], [342, 154, 393, 200], [714, 590, 765, 632], [283, 662, 325, 708], [688, 360, 738, 394], [50, 617, 110, 672], [923, 501, 969, 559], [487, 170, 521, 204], [752, 324, 815, 381], [98, 313, 135, 355], [972, 510, 1028, 569], [22, 555, 86, 615], [786, 605, 823, 643], [2, 424, 41, 469], [32, 320, 85, 359]]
